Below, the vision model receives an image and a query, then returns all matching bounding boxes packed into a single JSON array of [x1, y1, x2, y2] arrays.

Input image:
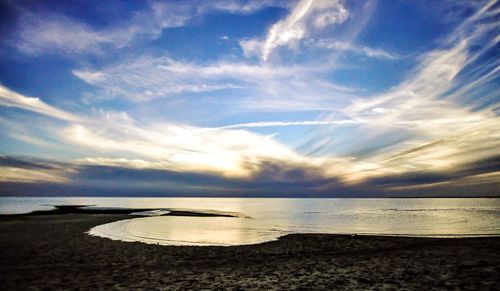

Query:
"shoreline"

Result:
[[1, 213, 499, 289]]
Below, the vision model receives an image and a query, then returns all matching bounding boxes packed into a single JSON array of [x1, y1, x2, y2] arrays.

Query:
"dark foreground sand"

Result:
[[1, 214, 499, 290]]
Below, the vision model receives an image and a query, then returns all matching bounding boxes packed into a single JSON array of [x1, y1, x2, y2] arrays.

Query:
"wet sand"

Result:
[[1, 214, 499, 290]]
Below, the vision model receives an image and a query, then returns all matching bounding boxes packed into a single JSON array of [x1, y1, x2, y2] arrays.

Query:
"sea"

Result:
[[1, 197, 499, 246]]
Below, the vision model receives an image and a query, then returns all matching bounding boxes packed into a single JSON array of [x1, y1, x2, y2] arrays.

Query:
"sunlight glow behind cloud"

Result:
[[0, 0, 498, 196]]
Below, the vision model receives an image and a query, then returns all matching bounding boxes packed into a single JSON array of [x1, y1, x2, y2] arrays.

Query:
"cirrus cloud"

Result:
[[240, 0, 349, 60]]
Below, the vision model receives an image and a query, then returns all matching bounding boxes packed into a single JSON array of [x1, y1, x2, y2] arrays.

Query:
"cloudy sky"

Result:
[[0, 0, 498, 197]]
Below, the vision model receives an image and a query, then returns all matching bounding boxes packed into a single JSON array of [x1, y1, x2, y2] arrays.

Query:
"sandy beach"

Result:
[[0, 213, 499, 290]]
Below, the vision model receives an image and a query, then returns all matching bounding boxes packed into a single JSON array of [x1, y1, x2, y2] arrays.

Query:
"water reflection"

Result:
[[1, 197, 499, 245], [89, 216, 281, 246]]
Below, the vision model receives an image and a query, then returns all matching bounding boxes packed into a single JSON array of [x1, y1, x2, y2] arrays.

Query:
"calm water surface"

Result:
[[1, 197, 499, 246]]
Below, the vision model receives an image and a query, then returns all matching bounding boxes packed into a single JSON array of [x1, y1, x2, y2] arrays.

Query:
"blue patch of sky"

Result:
[[0, 55, 83, 105], [359, 1, 458, 52], [325, 57, 413, 94], [152, 7, 287, 62]]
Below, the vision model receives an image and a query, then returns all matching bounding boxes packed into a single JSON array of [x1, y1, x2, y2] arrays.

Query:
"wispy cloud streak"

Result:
[[309, 39, 401, 60], [212, 119, 361, 129], [0, 86, 327, 179], [0, 156, 72, 184], [310, 0, 500, 183], [241, 0, 349, 60], [8, 0, 285, 56], [0, 85, 79, 121], [72, 56, 327, 102], [0, 0, 498, 197]]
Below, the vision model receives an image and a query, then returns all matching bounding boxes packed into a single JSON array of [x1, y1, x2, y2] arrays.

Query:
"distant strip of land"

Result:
[[1, 204, 243, 218]]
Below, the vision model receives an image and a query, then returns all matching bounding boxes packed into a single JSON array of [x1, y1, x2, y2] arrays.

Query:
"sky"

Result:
[[0, 0, 498, 197]]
